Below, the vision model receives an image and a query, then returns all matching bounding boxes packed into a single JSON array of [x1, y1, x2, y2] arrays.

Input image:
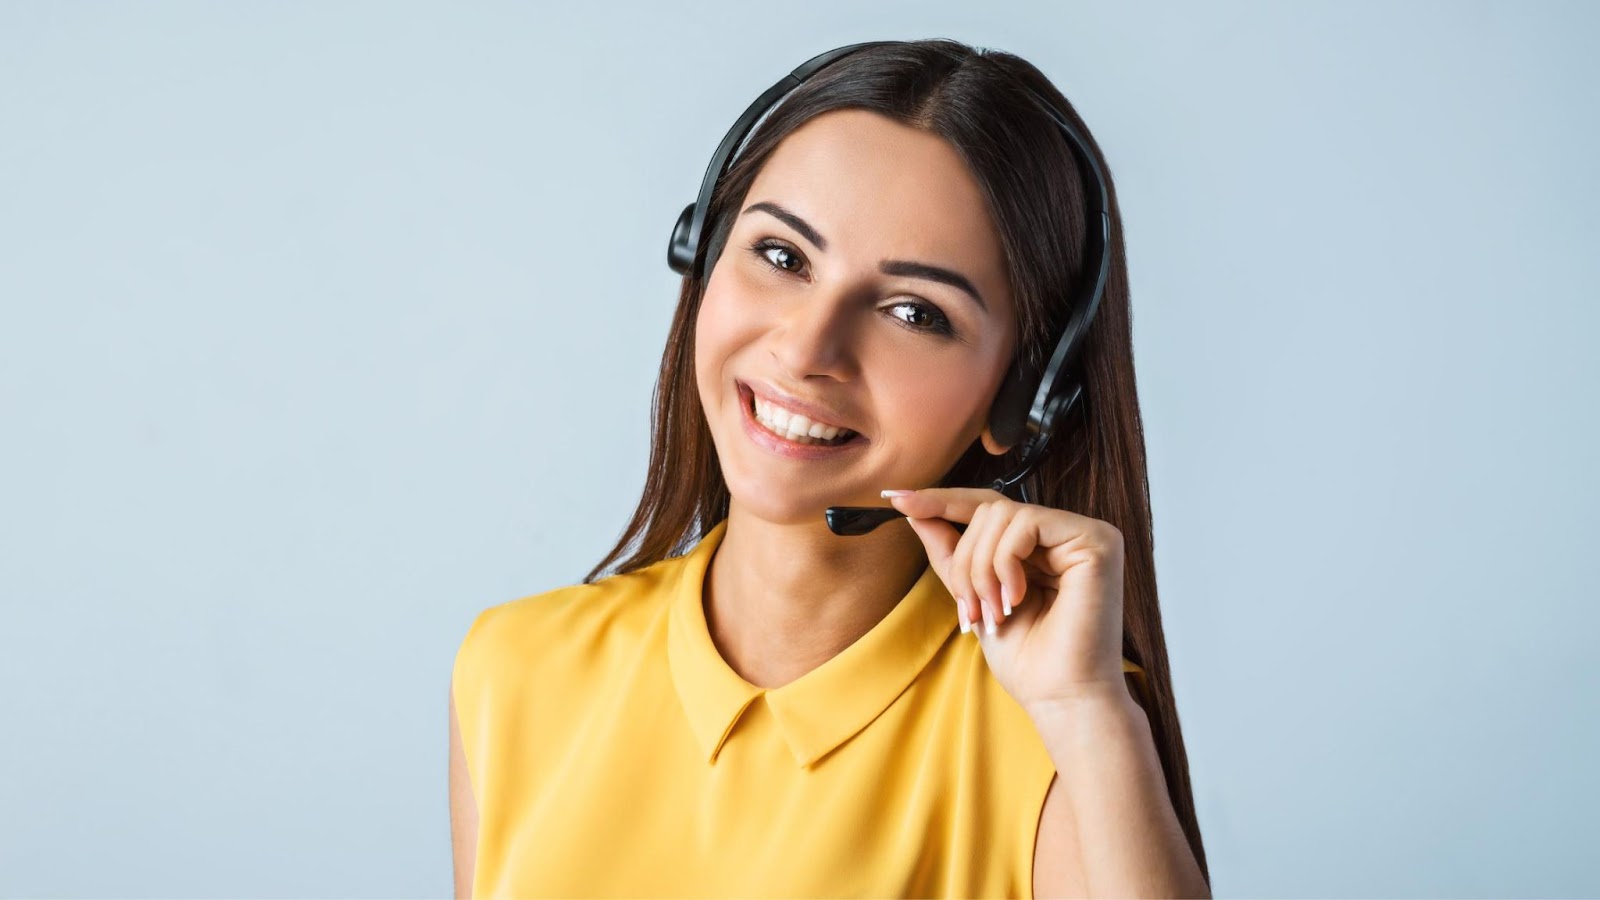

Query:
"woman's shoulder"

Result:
[[454, 551, 689, 676]]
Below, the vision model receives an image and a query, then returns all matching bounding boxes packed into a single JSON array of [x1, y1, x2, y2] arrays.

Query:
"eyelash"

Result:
[[745, 238, 958, 338]]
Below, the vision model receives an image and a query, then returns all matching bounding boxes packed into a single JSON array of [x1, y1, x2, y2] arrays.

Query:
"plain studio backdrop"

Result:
[[1, 1, 1595, 897]]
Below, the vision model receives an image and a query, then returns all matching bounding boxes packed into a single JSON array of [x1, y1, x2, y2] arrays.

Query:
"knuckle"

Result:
[[971, 562, 997, 588], [1095, 523, 1125, 554]]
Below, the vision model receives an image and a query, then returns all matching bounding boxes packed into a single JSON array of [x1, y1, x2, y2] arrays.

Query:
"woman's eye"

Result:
[[888, 301, 956, 337], [748, 239, 806, 276]]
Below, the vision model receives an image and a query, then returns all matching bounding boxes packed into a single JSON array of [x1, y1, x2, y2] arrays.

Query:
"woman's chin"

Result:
[[727, 490, 836, 526], [723, 475, 880, 526]]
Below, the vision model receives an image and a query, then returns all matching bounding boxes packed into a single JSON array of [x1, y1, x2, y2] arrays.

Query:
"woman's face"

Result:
[[694, 108, 1017, 525]]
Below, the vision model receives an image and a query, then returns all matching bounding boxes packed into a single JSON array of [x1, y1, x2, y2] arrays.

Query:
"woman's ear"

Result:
[[979, 424, 1016, 457]]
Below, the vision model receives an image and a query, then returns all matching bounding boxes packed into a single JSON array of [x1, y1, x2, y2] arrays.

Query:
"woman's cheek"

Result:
[[694, 300, 734, 379]]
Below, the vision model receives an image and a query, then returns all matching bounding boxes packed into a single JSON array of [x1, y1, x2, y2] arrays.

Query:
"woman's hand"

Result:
[[882, 486, 1131, 713]]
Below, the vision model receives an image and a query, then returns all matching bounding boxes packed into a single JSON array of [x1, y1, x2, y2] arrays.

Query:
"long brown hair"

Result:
[[583, 38, 1208, 886]]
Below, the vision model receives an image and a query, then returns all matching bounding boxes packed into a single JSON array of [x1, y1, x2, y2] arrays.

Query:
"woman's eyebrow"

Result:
[[741, 200, 988, 313], [744, 201, 829, 251]]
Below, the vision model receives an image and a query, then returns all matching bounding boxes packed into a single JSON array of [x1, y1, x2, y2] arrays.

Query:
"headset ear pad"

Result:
[[987, 359, 1034, 451], [667, 202, 697, 275]]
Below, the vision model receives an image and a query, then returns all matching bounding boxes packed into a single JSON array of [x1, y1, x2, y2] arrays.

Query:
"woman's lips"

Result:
[[738, 382, 868, 461], [740, 379, 861, 437]]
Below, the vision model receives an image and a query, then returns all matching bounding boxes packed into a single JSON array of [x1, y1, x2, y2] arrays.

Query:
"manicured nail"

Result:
[[981, 601, 997, 636], [880, 489, 915, 498], [956, 596, 972, 634], [1001, 584, 1012, 616]]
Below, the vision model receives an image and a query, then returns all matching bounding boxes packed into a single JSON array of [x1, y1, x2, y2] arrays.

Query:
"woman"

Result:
[[450, 38, 1211, 898]]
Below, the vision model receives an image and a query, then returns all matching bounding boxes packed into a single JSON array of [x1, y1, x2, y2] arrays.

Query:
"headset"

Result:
[[666, 41, 1111, 536]]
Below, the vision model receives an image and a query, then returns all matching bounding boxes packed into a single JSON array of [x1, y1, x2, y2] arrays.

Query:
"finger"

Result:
[[998, 503, 1121, 579], [994, 508, 1041, 619], [887, 485, 1118, 568], [899, 513, 963, 611], [945, 501, 984, 633], [967, 499, 1013, 624], [884, 486, 1008, 527]]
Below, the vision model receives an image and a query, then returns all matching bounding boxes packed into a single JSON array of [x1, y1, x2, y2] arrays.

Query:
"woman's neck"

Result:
[[702, 503, 930, 690]]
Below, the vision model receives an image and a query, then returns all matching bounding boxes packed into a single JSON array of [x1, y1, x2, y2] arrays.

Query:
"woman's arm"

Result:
[[1031, 688, 1210, 898], [449, 681, 479, 899]]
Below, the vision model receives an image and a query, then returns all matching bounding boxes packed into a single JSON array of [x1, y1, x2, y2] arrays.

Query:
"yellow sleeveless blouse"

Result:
[[452, 518, 1146, 898]]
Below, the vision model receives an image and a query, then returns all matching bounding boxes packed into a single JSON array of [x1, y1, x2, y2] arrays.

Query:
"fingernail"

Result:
[[1001, 584, 1012, 616], [880, 489, 915, 498], [981, 601, 997, 636], [956, 596, 972, 634]]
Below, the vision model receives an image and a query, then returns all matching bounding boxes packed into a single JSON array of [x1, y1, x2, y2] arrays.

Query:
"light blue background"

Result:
[[2, 1, 1595, 896]]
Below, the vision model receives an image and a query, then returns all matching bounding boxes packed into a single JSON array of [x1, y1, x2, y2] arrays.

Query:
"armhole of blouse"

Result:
[[452, 605, 501, 801], [1123, 658, 1149, 711]]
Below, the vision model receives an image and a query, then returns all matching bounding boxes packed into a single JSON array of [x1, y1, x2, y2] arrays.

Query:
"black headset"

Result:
[[666, 41, 1111, 536]]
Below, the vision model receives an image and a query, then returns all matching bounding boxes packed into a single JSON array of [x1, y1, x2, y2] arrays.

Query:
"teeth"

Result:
[[752, 394, 856, 444]]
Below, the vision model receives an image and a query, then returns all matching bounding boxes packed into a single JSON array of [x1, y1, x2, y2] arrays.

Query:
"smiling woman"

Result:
[[695, 106, 1020, 513], [450, 38, 1209, 899]]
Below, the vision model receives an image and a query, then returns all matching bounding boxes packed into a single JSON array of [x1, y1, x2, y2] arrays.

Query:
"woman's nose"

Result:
[[768, 290, 862, 381]]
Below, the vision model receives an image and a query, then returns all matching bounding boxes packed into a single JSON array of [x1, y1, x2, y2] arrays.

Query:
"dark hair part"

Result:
[[582, 38, 1208, 887]]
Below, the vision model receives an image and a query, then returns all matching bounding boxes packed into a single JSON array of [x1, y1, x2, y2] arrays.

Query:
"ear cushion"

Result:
[[987, 360, 1034, 450], [668, 202, 697, 275]]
